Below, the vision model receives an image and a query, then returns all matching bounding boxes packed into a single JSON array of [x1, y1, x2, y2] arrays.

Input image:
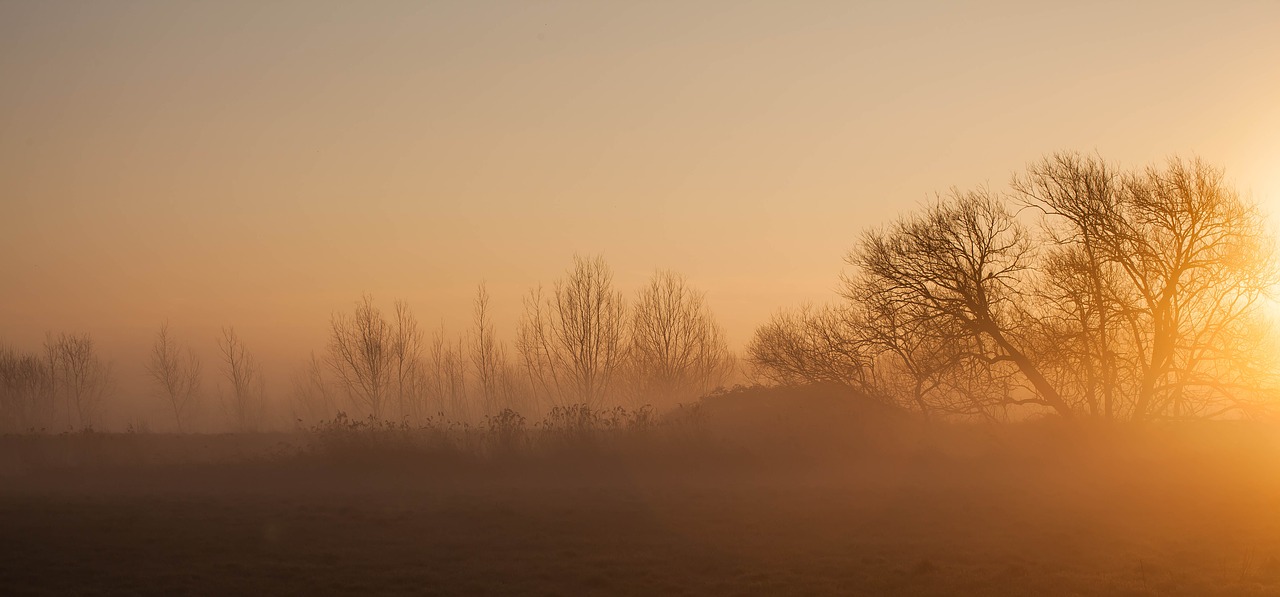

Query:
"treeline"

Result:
[[307, 262, 735, 426], [4, 151, 1277, 432], [0, 261, 735, 433], [0, 334, 114, 432], [749, 152, 1278, 421]]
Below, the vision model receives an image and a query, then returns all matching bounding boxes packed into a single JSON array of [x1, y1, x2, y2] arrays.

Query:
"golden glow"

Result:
[[2, 2, 1280, 421]]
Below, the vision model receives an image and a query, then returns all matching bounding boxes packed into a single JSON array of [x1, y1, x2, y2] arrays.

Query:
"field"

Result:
[[5, 391, 1280, 596]]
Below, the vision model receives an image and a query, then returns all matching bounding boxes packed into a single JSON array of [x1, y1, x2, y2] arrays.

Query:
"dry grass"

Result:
[[5, 387, 1280, 595]]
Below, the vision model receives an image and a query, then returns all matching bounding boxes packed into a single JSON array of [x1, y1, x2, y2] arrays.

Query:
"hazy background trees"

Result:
[[0, 343, 57, 432], [1, 334, 113, 432], [46, 332, 113, 430], [4, 151, 1273, 431]]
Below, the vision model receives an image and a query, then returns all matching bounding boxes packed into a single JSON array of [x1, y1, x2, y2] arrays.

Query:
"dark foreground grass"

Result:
[[6, 394, 1280, 595], [5, 442, 1280, 595]]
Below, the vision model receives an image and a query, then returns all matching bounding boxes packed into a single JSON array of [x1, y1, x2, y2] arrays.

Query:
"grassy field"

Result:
[[5, 394, 1280, 595]]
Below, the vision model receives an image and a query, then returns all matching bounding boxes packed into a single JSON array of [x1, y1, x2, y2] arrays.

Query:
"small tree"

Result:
[[470, 283, 527, 417], [627, 270, 733, 408], [422, 325, 469, 420], [391, 300, 423, 421], [328, 295, 393, 419], [218, 327, 265, 431], [291, 352, 335, 425], [517, 256, 627, 409], [146, 322, 202, 432]]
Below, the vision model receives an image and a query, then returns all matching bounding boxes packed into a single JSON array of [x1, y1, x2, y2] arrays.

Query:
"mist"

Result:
[[6, 1, 1280, 595]]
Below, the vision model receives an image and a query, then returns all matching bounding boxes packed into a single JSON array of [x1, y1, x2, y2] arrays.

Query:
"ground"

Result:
[[5, 409, 1280, 595]]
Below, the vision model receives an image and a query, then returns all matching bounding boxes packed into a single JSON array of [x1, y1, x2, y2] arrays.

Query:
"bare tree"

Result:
[[45, 332, 112, 430], [1113, 157, 1275, 419], [425, 325, 468, 420], [290, 352, 335, 425], [218, 327, 265, 432], [1013, 152, 1126, 418], [146, 322, 202, 432], [0, 343, 57, 432], [328, 295, 393, 419], [471, 283, 500, 413], [470, 283, 525, 416], [391, 300, 423, 421], [627, 270, 733, 408], [748, 304, 870, 389], [849, 275, 997, 418], [848, 189, 1073, 417], [517, 256, 627, 409], [1015, 153, 1276, 420], [757, 152, 1278, 422]]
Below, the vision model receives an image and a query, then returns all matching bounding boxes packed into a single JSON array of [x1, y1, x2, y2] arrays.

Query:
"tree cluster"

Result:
[[749, 153, 1278, 421], [308, 257, 734, 423], [0, 333, 113, 432]]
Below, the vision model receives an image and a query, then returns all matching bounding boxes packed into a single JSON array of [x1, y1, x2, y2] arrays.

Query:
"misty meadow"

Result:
[[5, 1, 1280, 595], [7, 152, 1280, 596]]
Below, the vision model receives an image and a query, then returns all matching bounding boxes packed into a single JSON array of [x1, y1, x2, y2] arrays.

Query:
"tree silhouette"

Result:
[[146, 322, 202, 432]]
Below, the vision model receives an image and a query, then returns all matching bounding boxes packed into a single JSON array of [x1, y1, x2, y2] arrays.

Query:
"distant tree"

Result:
[[470, 283, 526, 416], [517, 256, 627, 409], [627, 270, 733, 408], [146, 322, 202, 432], [45, 332, 113, 430], [218, 327, 265, 431], [0, 343, 57, 432], [290, 351, 334, 425], [471, 283, 501, 414], [425, 325, 468, 420], [327, 295, 393, 419], [391, 300, 423, 421]]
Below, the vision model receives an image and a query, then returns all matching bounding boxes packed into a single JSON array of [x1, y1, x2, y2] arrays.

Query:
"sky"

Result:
[[2, 1, 1280, 413]]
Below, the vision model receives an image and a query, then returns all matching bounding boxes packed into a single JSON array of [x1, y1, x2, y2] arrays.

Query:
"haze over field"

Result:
[[10, 3, 1280, 596], [4, 1, 1280, 426]]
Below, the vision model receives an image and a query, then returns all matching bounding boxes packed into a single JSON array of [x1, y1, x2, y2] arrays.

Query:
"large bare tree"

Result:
[[850, 189, 1073, 417], [755, 152, 1279, 421], [1015, 153, 1276, 420], [1113, 158, 1274, 419]]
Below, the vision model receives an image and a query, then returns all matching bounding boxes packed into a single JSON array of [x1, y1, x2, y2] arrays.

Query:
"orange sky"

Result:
[[3, 1, 1280, 411]]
